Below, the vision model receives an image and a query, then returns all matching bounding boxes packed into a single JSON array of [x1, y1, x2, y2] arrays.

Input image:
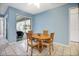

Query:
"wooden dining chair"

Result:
[[43, 29, 48, 36], [26, 31, 39, 56], [50, 33, 55, 51], [42, 32, 55, 55]]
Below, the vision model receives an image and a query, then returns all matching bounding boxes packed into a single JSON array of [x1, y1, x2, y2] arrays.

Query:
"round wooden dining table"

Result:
[[32, 34, 51, 52]]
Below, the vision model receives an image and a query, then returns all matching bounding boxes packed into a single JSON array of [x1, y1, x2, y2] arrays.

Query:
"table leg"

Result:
[[38, 40, 43, 53]]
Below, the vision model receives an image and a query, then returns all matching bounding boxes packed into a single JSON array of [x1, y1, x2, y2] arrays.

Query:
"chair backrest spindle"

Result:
[[50, 33, 55, 42]]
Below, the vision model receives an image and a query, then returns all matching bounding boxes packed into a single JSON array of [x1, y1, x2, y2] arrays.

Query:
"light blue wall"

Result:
[[3, 3, 78, 44], [6, 7, 32, 42], [32, 4, 78, 45], [0, 14, 4, 17], [7, 7, 16, 42]]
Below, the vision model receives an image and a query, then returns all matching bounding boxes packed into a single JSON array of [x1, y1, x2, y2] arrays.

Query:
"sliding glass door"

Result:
[[16, 14, 32, 41], [16, 18, 31, 33]]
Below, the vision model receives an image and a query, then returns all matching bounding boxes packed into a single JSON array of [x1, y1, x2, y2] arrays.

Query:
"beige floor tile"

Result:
[[63, 47, 71, 56]]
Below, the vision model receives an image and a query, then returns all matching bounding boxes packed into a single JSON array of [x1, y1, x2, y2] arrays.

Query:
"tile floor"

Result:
[[0, 40, 79, 56]]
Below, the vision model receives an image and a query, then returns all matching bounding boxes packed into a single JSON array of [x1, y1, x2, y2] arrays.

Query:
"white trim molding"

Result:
[[53, 42, 69, 47]]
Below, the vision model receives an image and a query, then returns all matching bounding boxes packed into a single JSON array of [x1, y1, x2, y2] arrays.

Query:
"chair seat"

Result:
[[28, 39, 39, 47], [42, 42, 50, 46], [42, 39, 52, 47]]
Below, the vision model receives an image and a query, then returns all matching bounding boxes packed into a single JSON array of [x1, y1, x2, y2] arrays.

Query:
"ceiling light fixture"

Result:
[[27, 2, 40, 8], [33, 3, 40, 8]]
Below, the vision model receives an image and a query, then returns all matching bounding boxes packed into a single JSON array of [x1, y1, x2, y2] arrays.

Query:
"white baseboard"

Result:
[[53, 42, 69, 47], [70, 41, 79, 43]]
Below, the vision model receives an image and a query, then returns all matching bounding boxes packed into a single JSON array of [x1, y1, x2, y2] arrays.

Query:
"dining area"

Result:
[[26, 29, 55, 56]]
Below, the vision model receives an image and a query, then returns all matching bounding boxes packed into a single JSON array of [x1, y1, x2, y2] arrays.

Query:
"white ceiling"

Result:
[[0, 3, 66, 15]]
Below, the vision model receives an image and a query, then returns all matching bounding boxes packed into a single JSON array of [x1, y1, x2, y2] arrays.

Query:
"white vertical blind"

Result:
[[3, 15, 7, 39], [0, 17, 3, 38], [69, 7, 79, 42]]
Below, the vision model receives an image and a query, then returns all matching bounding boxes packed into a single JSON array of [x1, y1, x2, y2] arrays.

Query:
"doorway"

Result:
[[16, 15, 32, 41]]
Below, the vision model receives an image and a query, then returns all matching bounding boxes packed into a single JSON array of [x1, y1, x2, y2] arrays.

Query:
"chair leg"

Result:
[[31, 47, 33, 56], [27, 45, 28, 52], [26, 46, 29, 56], [41, 40, 43, 50], [26, 40, 28, 54], [49, 44, 51, 56], [31, 41, 33, 56], [52, 44, 54, 51]]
